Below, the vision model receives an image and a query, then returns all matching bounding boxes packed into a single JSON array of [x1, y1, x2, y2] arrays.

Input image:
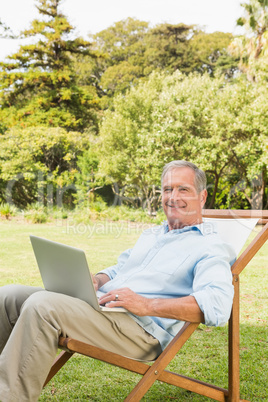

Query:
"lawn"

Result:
[[0, 218, 267, 401]]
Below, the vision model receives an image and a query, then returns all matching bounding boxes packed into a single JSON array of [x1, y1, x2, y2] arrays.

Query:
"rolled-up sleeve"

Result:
[[191, 244, 235, 327], [98, 248, 132, 280]]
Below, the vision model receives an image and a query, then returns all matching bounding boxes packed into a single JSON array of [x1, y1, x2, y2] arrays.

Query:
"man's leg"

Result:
[[0, 286, 161, 402], [0, 285, 43, 353]]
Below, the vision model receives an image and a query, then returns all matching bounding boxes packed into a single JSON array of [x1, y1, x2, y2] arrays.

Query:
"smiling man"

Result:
[[161, 161, 207, 230], [0, 160, 235, 402]]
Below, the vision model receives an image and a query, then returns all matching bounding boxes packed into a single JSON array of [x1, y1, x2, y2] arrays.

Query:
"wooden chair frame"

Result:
[[44, 209, 268, 401]]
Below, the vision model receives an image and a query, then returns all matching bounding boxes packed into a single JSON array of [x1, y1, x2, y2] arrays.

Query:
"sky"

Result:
[[0, 0, 246, 61]]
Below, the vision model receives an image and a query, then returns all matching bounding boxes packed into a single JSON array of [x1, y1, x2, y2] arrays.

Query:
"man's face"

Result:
[[162, 167, 207, 230]]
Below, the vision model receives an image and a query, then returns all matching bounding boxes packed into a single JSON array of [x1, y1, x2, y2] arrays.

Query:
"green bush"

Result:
[[24, 203, 49, 224], [0, 203, 18, 220]]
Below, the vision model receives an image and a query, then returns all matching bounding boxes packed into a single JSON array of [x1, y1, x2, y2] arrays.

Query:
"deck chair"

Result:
[[44, 209, 268, 401]]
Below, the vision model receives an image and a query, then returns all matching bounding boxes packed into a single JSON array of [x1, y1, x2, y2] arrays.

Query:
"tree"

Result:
[[144, 26, 238, 77], [0, 19, 15, 38], [229, 0, 268, 81], [91, 17, 149, 64], [97, 71, 267, 211], [84, 19, 237, 101], [0, 127, 90, 208], [90, 21, 196, 97], [99, 61, 143, 97], [88, 18, 149, 100], [189, 31, 239, 77], [0, 0, 100, 132], [143, 23, 194, 73]]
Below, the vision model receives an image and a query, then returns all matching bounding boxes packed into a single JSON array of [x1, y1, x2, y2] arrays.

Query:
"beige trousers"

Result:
[[0, 285, 161, 402]]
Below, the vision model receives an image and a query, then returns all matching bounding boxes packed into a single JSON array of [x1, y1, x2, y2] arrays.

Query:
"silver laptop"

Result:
[[30, 235, 126, 313]]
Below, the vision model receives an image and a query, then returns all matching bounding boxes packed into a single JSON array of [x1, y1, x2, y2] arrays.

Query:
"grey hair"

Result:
[[161, 160, 207, 193]]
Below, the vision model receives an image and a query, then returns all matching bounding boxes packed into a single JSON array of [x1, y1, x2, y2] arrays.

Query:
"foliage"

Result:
[[0, 203, 18, 219], [87, 18, 237, 100], [0, 200, 166, 226], [0, 19, 15, 38], [229, 0, 268, 81], [100, 61, 143, 97], [88, 18, 150, 102], [24, 203, 49, 224], [70, 203, 165, 225], [74, 143, 109, 207], [0, 0, 100, 132], [98, 71, 268, 210], [0, 6, 266, 212], [143, 23, 195, 74], [144, 26, 237, 77], [189, 31, 239, 77], [0, 127, 90, 208]]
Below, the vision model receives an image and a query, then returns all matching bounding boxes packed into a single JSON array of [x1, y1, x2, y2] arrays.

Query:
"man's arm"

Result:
[[92, 248, 133, 291], [98, 288, 204, 323], [149, 294, 204, 323], [92, 273, 110, 291]]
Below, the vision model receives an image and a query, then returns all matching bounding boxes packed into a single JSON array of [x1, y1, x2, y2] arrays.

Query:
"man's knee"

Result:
[[21, 290, 62, 325], [0, 284, 43, 302], [0, 285, 44, 319], [0, 284, 27, 300]]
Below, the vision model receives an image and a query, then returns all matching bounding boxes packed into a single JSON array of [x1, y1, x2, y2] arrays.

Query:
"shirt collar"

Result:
[[163, 221, 217, 236]]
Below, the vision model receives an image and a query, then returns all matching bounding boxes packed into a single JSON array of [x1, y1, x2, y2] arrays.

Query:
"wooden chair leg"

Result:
[[124, 322, 199, 401], [228, 275, 240, 402], [43, 350, 73, 387]]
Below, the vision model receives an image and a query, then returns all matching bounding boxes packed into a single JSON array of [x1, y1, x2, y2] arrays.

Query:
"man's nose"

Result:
[[170, 188, 180, 200]]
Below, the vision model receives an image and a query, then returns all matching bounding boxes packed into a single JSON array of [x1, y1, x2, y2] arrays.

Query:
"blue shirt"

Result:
[[99, 221, 236, 351]]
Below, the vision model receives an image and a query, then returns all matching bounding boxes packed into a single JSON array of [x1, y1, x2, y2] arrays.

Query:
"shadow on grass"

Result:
[[40, 323, 266, 401]]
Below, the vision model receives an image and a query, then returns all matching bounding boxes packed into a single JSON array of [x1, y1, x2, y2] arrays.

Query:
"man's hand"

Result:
[[99, 288, 204, 322], [98, 287, 151, 316]]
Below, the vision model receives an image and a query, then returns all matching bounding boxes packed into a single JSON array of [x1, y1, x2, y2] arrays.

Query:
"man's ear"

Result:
[[200, 189, 207, 208]]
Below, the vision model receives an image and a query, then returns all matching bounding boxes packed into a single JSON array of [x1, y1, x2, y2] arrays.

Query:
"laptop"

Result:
[[30, 235, 127, 313]]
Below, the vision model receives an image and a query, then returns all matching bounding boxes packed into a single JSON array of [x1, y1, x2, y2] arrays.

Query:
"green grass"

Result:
[[0, 219, 267, 401]]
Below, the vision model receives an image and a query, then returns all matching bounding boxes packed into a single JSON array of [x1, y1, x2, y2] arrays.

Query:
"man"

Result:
[[0, 160, 235, 402]]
